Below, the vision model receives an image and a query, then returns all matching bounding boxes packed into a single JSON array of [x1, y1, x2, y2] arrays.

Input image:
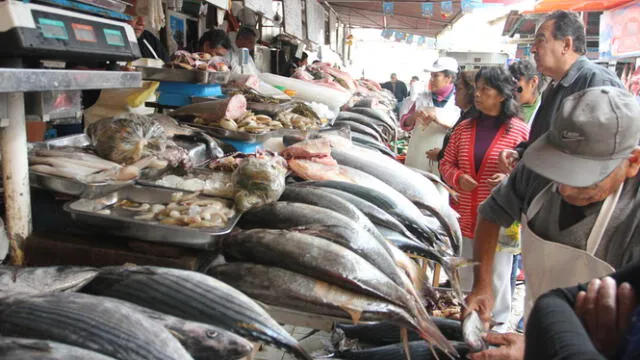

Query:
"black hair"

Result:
[[442, 69, 457, 82], [301, 52, 309, 61], [508, 59, 541, 95], [237, 26, 257, 40], [411, 76, 420, 81], [198, 29, 232, 51], [475, 66, 522, 124], [312, 60, 321, 64], [544, 10, 586, 55]]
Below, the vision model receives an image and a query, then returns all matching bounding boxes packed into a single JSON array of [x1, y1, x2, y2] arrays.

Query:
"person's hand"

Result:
[[417, 108, 437, 127], [467, 333, 524, 360], [464, 288, 495, 328], [426, 148, 441, 161], [487, 174, 507, 189], [498, 150, 519, 174], [575, 277, 637, 359], [459, 174, 478, 192]]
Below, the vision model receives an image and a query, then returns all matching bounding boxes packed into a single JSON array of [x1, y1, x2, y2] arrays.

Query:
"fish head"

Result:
[[177, 323, 253, 359], [462, 311, 487, 352]]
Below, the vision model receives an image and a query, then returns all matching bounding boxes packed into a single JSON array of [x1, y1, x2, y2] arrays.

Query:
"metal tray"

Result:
[[28, 134, 215, 198], [64, 185, 240, 249], [29, 134, 133, 198], [138, 67, 231, 85]]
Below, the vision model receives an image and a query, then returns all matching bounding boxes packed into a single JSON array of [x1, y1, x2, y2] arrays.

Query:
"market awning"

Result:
[[502, 10, 542, 37], [530, 0, 633, 13], [325, 0, 463, 38]]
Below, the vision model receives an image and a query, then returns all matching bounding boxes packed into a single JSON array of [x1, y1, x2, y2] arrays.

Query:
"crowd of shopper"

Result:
[[396, 9, 639, 360]]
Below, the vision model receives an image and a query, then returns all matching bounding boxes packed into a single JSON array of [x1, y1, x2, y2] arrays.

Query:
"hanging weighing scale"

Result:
[[0, 0, 141, 64]]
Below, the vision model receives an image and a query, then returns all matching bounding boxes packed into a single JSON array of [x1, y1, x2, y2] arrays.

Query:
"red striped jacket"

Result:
[[439, 117, 529, 238]]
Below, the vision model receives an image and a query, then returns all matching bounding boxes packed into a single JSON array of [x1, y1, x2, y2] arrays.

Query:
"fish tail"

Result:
[[289, 343, 314, 360], [401, 328, 412, 360]]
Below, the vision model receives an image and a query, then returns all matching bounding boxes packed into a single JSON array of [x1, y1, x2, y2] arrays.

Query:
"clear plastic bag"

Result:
[[232, 154, 287, 212], [87, 113, 167, 165]]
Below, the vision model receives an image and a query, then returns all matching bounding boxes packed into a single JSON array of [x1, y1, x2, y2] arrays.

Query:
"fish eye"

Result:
[[206, 330, 219, 338]]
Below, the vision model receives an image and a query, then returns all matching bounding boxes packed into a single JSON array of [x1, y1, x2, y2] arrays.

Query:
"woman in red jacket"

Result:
[[440, 66, 529, 331]]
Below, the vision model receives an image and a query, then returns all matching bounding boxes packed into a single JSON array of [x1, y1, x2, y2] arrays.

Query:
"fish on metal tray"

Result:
[[335, 340, 469, 360], [79, 266, 312, 360], [0, 266, 99, 296], [337, 318, 464, 345], [0, 337, 117, 360], [331, 147, 462, 255], [0, 293, 193, 360], [119, 299, 253, 360], [221, 229, 457, 357], [210, 263, 420, 330], [337, 111, 395, 137]]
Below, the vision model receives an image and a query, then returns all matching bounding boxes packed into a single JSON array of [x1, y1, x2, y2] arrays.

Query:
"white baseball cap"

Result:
[[425, 57, 459, 73]]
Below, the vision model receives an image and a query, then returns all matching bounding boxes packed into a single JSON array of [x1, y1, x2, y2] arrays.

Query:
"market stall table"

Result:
[[0, 68, 141, 265]]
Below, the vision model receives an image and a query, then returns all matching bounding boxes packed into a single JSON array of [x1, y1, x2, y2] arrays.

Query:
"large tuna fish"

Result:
[[221, 229, 457, 356], [80, 266, 312, 360], [331, 146, 462, 255], [291, 180, 449, 254], [121, 300, 253, 360], [0, 293, 193, 360], [210, 263, 420, 329], [238, 201, 407, 290]]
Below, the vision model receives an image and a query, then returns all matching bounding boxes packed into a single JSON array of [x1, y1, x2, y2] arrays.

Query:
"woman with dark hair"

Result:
[[431, 69, 479, 164], [440, 66, 529, 331], [198, 29, 233, 57]]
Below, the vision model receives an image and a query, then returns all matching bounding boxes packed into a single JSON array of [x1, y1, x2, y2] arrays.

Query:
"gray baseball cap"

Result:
[[522, 86, 640, 187]]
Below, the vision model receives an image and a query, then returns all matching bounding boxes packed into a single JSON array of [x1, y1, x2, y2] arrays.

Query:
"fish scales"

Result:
[[336, 340, 469, 360], [0, 293, 192, 360], [210, 263, 420, 329], [80, 266, 311, 360], [331, 147, 462, 255]]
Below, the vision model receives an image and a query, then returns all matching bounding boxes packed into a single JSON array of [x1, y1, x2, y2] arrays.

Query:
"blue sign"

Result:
[[394, 31, 405, 42], [421, 2, 434, 17], [406, 34, 414, 44], [461, 0, 482, 12], [417, 36, 426, 46], [382, 2, 394, 16], [441, 1, 453, 16]]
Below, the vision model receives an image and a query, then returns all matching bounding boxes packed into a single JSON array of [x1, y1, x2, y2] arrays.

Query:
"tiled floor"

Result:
[[254, 325, 332, 360]]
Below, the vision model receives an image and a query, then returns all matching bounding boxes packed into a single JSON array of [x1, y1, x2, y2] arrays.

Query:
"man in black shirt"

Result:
[[381, 73, 408, 103], [126, 7, 169, 62]]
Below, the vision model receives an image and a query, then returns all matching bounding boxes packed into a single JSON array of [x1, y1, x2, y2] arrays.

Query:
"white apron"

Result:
[[521, 183, 622, 320], [404, 94, 460, 175]]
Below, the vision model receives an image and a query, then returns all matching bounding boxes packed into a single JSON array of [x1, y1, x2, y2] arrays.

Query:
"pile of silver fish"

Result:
[[203, 135, 475, 358], [0, 265, 312, 360]]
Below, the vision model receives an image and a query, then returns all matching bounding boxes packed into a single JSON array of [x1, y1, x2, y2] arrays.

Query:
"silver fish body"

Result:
[[80, 266, 311, 360], [0, 293, 193, 360], [117, 300, 253, 360]]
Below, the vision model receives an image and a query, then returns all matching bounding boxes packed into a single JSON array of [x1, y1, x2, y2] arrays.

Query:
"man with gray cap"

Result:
[[464, 86, 640, 360]]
